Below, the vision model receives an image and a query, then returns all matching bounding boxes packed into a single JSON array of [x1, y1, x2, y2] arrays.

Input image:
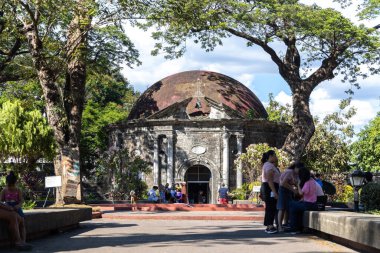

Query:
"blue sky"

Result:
[[122, 0, 380, 134]]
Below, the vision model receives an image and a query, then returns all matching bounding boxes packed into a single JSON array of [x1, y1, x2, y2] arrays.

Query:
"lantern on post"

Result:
[[349, 170, 366, 212]]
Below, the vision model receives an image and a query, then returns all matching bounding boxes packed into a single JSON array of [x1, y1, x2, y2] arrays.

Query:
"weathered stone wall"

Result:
[[174, 127, 222, 204], [108, 119, 291, 203]]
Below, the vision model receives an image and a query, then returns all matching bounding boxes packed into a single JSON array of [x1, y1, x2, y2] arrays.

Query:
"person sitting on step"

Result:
[[0, 171, 31, 251], [148, 186, 159, 203]]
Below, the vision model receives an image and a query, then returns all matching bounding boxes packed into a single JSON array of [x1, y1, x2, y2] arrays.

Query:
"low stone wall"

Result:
[[0, 208, 92, 246], [303, 211, 380, 252]]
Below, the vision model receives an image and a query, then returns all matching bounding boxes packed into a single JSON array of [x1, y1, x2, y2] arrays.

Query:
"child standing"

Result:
[[0, 171, 28, 248]]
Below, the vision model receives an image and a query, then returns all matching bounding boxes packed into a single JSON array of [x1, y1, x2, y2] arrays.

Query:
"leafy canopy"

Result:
[[351, 113, 380, 172], [266, 95, 356, 175], [145, 0, 380, 88], [9, 0, 141, 83], [303, 99, 356, 175], [0, 2, 30, 82], [81, 70, 138, 157]]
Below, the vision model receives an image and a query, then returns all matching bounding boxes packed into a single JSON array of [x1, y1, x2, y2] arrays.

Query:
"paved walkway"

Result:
[[8, 219, 357, 253]]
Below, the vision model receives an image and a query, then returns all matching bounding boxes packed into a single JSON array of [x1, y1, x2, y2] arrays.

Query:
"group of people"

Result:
[[261, 150, 325, 234], [0, 149, 330, 250], [147, 183, 187, 203], [0, 171, 31, 250]]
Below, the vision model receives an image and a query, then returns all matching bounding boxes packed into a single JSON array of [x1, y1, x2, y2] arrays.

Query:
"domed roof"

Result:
[[128, 70, 268, 120]]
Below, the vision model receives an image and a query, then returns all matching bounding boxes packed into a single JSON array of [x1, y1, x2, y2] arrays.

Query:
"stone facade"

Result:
[[108, 71, 290, 204]]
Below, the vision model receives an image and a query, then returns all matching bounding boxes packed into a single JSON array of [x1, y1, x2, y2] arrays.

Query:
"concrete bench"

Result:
[[303, 211, 380, 253], [0, 208, 92, 246]]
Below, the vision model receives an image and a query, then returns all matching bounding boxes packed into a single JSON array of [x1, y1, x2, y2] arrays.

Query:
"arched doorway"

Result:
[[185, 165, 212, 204]]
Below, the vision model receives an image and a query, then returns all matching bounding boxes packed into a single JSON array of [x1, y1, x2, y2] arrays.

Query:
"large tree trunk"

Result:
[[22, 1, 89, 204], [282, 84, 315, 162], [31, 68, 83, 204]]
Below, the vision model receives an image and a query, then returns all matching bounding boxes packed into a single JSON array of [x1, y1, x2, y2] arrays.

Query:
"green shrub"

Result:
[[335, 185, 354, 203], [22, 200, 36, 210], [368, 210, 380, 215], [361, 183, 380, 211], [231, 182, 262, 201], [236, 143, 290, 182], [230, 188, 246, 200]]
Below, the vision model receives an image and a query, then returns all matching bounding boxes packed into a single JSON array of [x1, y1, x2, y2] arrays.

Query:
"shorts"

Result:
[[219, 198, 228, 205], [6, 202, 24, 218], [277, 186, 293, 211]]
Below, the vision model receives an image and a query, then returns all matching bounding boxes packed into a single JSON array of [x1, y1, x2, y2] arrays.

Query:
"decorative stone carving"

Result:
[[191, 146, 207, 155]]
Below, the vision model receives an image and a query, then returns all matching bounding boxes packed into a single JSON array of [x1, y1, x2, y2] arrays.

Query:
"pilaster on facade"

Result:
[[236, 133, 245, 189], [222, 131, 231, 187], [166, 134, 174, 187], [153, 138, 159, 186]]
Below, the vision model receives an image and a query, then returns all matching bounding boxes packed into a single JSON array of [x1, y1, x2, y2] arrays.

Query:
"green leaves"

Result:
[[95, 148, 151, 198], [303, 99, 356, 175], [335, 0, 380, 21], [88, 25, 140, 69], [265, 93, 292, 124], [351, 113, 380, 172], [0, 100, 55, 166], [236, 143, 290, 182]]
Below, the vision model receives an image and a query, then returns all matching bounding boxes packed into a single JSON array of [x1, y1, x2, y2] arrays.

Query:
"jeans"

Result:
[[289, 201, 317, 230], [277, 186, 294, 211]]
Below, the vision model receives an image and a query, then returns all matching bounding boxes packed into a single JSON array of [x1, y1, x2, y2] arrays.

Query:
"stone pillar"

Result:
[[167, 135, 174, 187], [222, 132, 230, 187], [153, 138, 159, 186], [236, 134, 244, 189]]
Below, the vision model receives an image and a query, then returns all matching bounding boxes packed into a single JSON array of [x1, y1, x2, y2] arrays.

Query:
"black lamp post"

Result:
[[349, 170, 366, 212]]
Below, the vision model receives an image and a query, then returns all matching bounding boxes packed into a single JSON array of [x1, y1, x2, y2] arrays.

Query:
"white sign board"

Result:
[[45, 176, 62, 188], [252, 186, 261, 193]]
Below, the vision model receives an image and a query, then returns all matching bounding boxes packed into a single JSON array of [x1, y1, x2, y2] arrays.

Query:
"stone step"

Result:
[[92, 203, 264, 212], [102, 211, 264, 221], [1, 208, 92, 246]]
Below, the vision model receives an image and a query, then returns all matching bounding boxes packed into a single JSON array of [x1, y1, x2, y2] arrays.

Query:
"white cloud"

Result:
[[350, 99, 379, 128], [237, 73, 255, 87], [275, 91, 292, 105]]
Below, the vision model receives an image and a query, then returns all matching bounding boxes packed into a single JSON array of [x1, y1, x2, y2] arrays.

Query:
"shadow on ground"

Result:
[[4, 220, 354, 253]]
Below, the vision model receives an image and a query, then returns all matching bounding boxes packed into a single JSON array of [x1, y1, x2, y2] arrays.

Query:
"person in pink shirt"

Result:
[[277, 162, 301, 232], [287, 167, 318, 234]]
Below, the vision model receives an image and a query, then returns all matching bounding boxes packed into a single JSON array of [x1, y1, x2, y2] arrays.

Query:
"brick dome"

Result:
[[128, 70, 268, 120]]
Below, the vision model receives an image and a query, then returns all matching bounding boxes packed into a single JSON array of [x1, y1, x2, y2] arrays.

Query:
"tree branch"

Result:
[[283, 36, 301, 77], [0, 73, 22, 83], [0, 38, 22, 73], [306, 42, 351, 89], [18, 1, 37, 25], [224, 27, 285, 70]]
